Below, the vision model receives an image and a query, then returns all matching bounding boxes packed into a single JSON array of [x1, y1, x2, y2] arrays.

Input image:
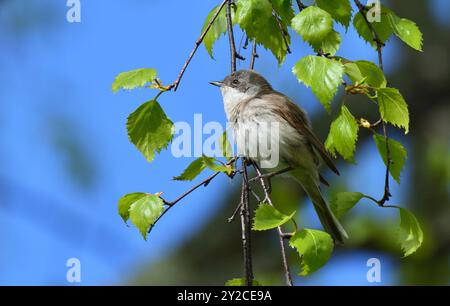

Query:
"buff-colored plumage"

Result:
[[212, 70, 348, 244]]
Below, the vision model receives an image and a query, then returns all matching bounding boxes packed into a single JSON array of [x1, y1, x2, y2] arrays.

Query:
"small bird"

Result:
[[210, 69, 348, 244]]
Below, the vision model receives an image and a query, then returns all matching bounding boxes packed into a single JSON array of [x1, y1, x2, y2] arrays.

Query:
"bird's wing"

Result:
[[262, 92, 340, 176]]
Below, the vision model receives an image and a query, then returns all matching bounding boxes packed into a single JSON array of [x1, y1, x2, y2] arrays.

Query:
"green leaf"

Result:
[[316, 0, 352, 28], [202, 4, 230, 59], [252, 203, 296, 231], [292, 6, 341, 54], [330, 192, 364, 219], [325, 105, 359, 161], [292, 6, 333, 44], [310, 30, 342, 56], [353, 6, 393, 48], [344, 60, 386, 88], [112, 68, 157, 93], [290, 229, 334, 276], [271, 0, 295, 25], [387, 13, 423, 51], [236, 0, 290, 64], [377, 88, 410, 134], [118, 193, 147, 223], [292, 55, 344, 111], [257, 17, 291, 64], [202, 156, 232, 175], [220, 131, 233, 161], [174, 155, 232, 181], [373, 134, 407, 184], [127, 100, 174, 162], [173, 158, 207, 181], [398, 207, 423, 257], [129, 194, 165, 240], [225, 278, 261, 286], [236, 0, 272, 28]]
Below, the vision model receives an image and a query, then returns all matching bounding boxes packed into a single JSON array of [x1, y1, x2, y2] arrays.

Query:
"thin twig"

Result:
[[380, 124, 392, 204], [226, 0, 236, 72], [295, 0, 307, 11], [248, 167, 292, 183], [243, 36, 250, 50], [354, 0, 391, 205], [273, 13, 291, 54], [252, 163, 294, 286], [228, 202, 242, 223], [229, 178, 261, 224], [371, 118, 383, 128], [238, 33, 246, 56], [164, 174, 218, 207], [249, 186, 262, 203], [149, 158, 237, 233], [250, 41, 258, 70], [171, 0, 228, 91], [354, 0, 384, 70], [149, 172, 220, 233]]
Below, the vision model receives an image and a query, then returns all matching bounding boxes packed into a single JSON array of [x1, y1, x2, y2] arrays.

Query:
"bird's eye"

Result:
[[232, 79, 239, 86]]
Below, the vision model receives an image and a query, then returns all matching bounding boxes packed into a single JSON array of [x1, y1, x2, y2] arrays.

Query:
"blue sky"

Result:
[[0, 0, 447, 285]]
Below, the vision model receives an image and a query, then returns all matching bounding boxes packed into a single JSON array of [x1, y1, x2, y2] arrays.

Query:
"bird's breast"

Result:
[[228, 98, 307, 169]]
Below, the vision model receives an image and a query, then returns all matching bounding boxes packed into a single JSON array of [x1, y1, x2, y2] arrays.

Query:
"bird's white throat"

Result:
[[220, 86, 255, 119]]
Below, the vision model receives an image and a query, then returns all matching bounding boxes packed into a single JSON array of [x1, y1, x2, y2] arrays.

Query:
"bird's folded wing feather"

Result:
[[262, 92, 340, 176]]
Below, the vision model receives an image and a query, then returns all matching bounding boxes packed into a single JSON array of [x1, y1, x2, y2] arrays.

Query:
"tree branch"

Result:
[[226, 0, 238, 72], [354, 0, 392, 205], [170, 0, 228, 91], [149, 158, 237, 234], [250, 41, 258, 70], [240, 159, 254, 286]]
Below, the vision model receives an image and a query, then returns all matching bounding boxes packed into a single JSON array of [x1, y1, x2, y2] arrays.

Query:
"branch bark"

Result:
[[240, 160, 254, 286], [226, 0, 238, 73], [250, 41, 258, 70]]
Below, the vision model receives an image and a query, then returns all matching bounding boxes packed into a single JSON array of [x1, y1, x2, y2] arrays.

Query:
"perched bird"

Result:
[[210, 69, 348, 244]]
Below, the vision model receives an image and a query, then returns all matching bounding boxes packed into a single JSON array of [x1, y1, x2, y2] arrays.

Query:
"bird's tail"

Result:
[[291, 170, 348, 244]]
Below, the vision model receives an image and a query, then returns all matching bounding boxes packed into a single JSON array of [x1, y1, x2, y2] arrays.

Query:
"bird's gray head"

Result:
[[210, 70, 273, 104]]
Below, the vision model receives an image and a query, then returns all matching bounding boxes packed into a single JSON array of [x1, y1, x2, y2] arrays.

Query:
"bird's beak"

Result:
[[209, 81, 223, 87]]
